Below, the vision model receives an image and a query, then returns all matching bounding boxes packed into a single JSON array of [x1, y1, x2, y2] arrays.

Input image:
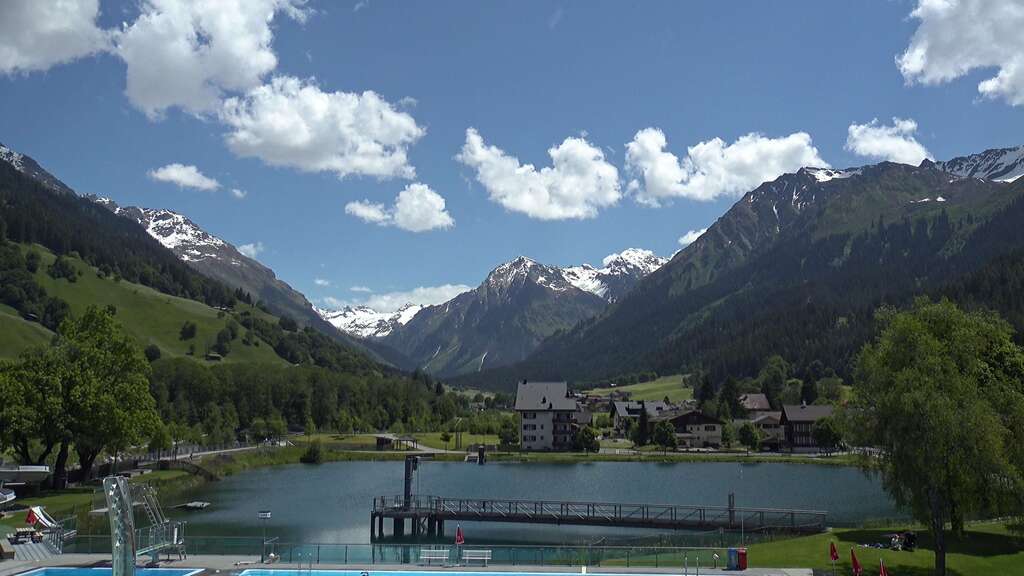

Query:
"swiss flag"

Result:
[[829, 542, 839, 562], [850, 548, 863, 576], [879, 558, 889, 576], [25, 508, 38, 526]]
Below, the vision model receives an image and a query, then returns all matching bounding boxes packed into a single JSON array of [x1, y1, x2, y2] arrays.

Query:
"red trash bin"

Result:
[[737, 548, 748, 570]]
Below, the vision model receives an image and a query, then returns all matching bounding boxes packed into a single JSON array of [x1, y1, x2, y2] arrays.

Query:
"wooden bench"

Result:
[[1, 537, 15, 560], [419, 548, 449, 565], [461, 549, 492, 566]]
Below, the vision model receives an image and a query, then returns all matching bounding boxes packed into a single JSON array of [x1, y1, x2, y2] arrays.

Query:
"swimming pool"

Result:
[[20, 569, 202, 576]]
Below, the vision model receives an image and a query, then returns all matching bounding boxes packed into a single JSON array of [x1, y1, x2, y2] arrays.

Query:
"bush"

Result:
[[144, 344, 162, 362], [179, 321, 197, 340], [299, 440, 323, 464]]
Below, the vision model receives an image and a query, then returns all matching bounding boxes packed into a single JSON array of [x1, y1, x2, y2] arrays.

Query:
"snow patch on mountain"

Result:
[[317, 303, 423, 338], [803, 167, 861, 183], [937, 145, 1024, 183], [0, 143, 25, 172], [101, 202, 228, 263], [563, 248, 667, 301]]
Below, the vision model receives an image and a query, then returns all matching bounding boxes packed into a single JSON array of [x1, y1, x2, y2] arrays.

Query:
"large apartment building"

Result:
[[514, 381, 579, 451]]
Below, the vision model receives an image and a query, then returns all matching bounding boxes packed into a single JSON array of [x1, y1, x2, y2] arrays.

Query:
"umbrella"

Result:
[[455, 524, 465, 546], [850, 548, 863, 576], [830, 542, 839, 562], [879, 558, 889, 576], [25, 508, 38, 526]]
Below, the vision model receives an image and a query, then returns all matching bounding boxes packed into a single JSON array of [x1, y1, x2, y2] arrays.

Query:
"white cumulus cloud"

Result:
[[238, 241, 265, 258], [314, 278, 330, 287], [221, 76, 425, 180], [678, 228, 708, 247], [115, 0, 308, 118], [625, 128, 828, 206], [148, 163, 220, 190], [0, 0, 109, 74], [845, 118, 932, 165], [350, 285, 373, 293], [230, 188, 247, 199], [456, 128, 621, 220], [364, 284, 472, 313], [898, 0, 1024, 106], [345, 183, 454, 232]]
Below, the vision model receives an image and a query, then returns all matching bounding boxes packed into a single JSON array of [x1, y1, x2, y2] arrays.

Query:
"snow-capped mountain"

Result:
[[937, 145, 1024, 183], [94, 200, 236, 264], [317, 303, 423, 338], [0, 142, 74, 195], [92, 197, 345, 339], [563, 248, 668, 302]]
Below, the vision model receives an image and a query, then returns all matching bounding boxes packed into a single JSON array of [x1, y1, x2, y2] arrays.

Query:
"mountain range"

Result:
[[316, 249, 667, 376], [452, 145, 1024, 390], [6, 137, 1024, 392]]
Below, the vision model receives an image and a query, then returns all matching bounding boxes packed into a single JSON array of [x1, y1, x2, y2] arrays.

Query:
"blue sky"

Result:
[[1, 0, 1022, 311]]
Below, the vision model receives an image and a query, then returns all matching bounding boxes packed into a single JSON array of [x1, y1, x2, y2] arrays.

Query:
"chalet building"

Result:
[[610, 400, 670, 432], [515, 381, 579, 451], [780, 404, 834, 452], [739, 393, 772, 415], [656, 410, 725, 448], [734, 411, 783, 450]]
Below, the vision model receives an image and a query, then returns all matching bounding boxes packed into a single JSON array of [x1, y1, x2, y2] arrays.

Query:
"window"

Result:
[[523, 412, 537, 420], [705, 425, 717, 431]]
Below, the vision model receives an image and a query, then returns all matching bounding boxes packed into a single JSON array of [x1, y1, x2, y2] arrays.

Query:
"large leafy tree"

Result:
[[850, 298, 1024, 576], [0, 307, 157, 486]]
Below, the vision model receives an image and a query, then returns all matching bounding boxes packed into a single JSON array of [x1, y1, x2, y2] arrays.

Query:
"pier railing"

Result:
[[372, 495, 827, 533]]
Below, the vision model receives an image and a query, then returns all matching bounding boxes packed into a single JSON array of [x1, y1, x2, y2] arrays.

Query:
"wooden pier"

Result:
[[369, 494, 827, 539]]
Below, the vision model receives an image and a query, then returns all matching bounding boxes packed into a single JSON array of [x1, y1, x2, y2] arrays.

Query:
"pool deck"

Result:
[[0, 556, 811, 576]]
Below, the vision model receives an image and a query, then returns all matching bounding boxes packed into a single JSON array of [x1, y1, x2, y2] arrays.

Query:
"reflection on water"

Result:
[[167, 460, 901, 545]]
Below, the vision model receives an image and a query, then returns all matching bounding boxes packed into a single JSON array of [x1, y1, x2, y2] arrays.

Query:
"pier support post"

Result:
[[378, 514, 384, 538], [394, 517, 404, 537], [437, 519, 444, 537]]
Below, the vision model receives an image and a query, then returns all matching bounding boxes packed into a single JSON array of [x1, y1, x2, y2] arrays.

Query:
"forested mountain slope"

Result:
[[454, 158, 1024, 390]]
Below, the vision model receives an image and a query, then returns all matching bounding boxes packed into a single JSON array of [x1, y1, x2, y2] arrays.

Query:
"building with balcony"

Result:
[[515, 381, 579, 451]]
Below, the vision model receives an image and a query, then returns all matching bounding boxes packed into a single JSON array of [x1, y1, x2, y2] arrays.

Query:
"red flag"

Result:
[[879, 558, 888, 576], [455, 524, 465, 545], [850, 548, 862, 576], [25, 508, 37, 526], [829, 542, 839, 562]]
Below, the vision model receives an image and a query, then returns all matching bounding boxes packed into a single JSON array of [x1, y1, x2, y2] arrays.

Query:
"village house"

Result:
[[655, 410, 725, 448], [780, 404, 834, 452], [610, 400, 670, 433], [734, 411, 784, 450], [515, 381, 580, 451], [739, 393, 773, 416]]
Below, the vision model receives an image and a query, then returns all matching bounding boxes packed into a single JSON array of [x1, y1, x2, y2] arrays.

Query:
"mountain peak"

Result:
[[317, 303, 423, 338], [0, 141, 75, 195], [937, 145, 1024, 183]]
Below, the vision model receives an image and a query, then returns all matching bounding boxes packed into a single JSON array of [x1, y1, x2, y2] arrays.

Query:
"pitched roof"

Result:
[[515, 381, 577, 411], [781, 404, 834, 423], [739, 393, 772, 412], [612, 400, 669, 418]]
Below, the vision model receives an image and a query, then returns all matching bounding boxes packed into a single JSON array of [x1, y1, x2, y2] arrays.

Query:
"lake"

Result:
[[168, 460, 902, 546]]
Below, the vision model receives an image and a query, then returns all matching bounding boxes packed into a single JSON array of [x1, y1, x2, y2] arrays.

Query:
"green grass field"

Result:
[[412, 431, 500, 450], [746, 522, 1024, 576], [589, 374, 693, 402], [17, 244, 284, 365], [0, 304, 53, 359]]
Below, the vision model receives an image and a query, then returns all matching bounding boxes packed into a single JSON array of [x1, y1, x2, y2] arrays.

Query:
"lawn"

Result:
[[746, 522, 1024, 576], [413, 432, 500, 450], [24, 244, 284, 366], [589, 374, 693, 402]]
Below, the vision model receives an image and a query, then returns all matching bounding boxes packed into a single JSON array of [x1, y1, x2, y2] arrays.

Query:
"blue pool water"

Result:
[[20, 569, 201, 576]]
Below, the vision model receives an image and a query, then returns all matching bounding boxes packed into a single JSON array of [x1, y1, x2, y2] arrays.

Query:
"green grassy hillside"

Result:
[[7, 243, 284, 365], [588, 374, 693, 402], [0, 303, 53, 359]]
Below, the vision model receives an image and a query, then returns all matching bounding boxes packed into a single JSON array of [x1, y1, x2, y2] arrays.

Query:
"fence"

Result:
[[63, 536, 741, 568]]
